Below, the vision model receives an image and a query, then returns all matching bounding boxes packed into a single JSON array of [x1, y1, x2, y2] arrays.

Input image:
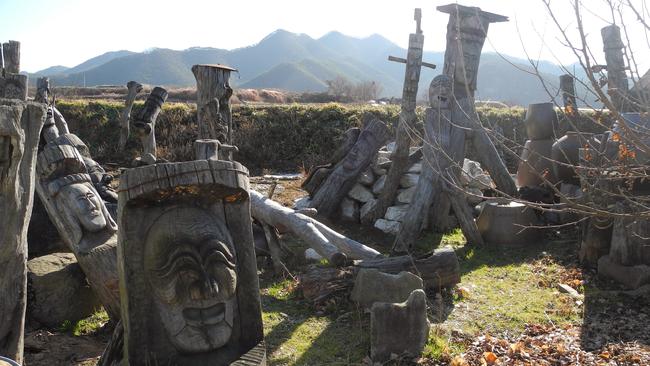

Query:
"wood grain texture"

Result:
[[310, 118, 390, 217], [0, 99, 45, 364]]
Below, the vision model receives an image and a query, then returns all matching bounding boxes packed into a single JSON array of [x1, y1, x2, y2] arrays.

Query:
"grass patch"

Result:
[[446, 241, 582, 336], [260, 278, 368, 365], [59, 308, 109, 336]]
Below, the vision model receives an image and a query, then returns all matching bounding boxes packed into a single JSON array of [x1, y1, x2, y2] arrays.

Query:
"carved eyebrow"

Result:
[[153, 246, 201, 278]]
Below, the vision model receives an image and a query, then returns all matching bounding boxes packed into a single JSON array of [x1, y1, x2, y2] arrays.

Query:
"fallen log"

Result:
[[250, 190, 382, 266], [300, 247, 460, 303], [354, 246, 460, 289]]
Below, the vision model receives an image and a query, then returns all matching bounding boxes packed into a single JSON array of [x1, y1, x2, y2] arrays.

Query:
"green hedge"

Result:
[[55, 100, 612, 173]]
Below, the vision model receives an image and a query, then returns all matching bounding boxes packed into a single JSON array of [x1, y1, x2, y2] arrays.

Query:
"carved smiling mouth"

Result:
[[182, 302, 226, 326]]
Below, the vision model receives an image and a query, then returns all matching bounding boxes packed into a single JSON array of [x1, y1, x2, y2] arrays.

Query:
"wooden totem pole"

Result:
[[396, 4, 512, 250], [363, 9, 436, 223], [0, 41, 28, 101], [192, 64, 236, 156], [34, 108, 121, 318], [601, 25, 630, 112], [118, 159, 265, 365], [119, 81, 143, 150], [0, 99, 46, 364], [132, 86, 168, 165]]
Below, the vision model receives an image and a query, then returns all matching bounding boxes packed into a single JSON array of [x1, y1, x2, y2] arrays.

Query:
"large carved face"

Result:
[[60, 182, 107, 232], [144, 207, 237, 353], [429, 75, 453, 109]]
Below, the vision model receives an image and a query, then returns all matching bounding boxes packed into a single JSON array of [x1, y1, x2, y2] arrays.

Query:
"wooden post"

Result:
[[2, 41, 20, 75], [560, 74, 577, 112], [363, 9, 436, 223], [309, 118, 391, 217], [0, 100, 46, 364], [118, 160, 264, 365], [35, 77, 50, 104], [192, 64, 236, 147], [119, 81, 143, 150], [133, 86, 167, 165], [601, 25, 630, 112]]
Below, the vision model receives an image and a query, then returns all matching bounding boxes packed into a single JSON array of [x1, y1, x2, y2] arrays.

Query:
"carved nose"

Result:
[[188, 276, 219, 301]]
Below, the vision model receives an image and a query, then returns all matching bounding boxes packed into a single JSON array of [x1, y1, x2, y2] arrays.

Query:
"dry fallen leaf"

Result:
[[483, 351, 498, 364], [450, 355, 469, 366]]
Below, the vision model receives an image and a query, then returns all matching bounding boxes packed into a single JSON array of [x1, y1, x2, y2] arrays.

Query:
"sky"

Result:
[[2, 0, 649, 76]]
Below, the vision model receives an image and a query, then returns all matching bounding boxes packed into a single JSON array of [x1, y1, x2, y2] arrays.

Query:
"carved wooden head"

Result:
[[429, 75, 453, 109], [144, 206, 237, 353], [59, 182, 107, 232]]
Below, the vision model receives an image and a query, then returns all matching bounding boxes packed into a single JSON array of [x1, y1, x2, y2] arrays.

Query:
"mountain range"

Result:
[[30, 29, 582, 106]]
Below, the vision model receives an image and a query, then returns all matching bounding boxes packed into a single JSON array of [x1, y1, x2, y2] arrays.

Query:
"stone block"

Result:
[[385, 205, 410, 222], [358, 168, 375, 186], [348, 183, 374, 203], [360, 199, 378, 222], [374, 218, 401, 234], [396, 186, 417, 204], [372, 175, 386, 195], [598, 254, 650, 289], [400, 173, 419, 188], [351, 269, 424, 309], [27, 253, 102, 328], [370, 289, 429, 362], [340, 197, 360, 222]]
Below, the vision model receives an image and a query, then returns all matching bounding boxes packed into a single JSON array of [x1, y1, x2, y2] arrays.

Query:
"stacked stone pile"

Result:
[[321, 142, 495, 234]]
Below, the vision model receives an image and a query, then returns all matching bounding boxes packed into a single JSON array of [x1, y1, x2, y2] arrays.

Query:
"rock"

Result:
[[340, 198, 360, 222], [396, 186, 417, 204], [399, 173, 419, 188], [348, 184, 375, 203], [372, 175, 387, 195], [374, 219, 401, 235], [27, 253, 102, 328], [557, 283, 582, 299], [359, 169, 375, 186], [377, 151, 392, 161], [385, 205, 410, 222], [598, 255, 650, 289], [370, 289, 429, 362], [407, 163, 422, 173], [293, 196, 312, 210], [385, 142, 396, 152], [461, 158, 494, 189], [466, 187, 483, 206], [351, 269, 424, 309], [372, 165, 388, 176], [360, 199, 378, 222], [305, 248, 323, 263]]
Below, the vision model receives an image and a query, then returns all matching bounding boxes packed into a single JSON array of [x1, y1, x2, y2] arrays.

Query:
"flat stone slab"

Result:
[[348, 183, 374, 203], [351, 269, 424, 309], [385, 205, 410, 222], [374, 218, 401, 234], [371, 289, 429, 362], [396, 186, 417, 204]]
